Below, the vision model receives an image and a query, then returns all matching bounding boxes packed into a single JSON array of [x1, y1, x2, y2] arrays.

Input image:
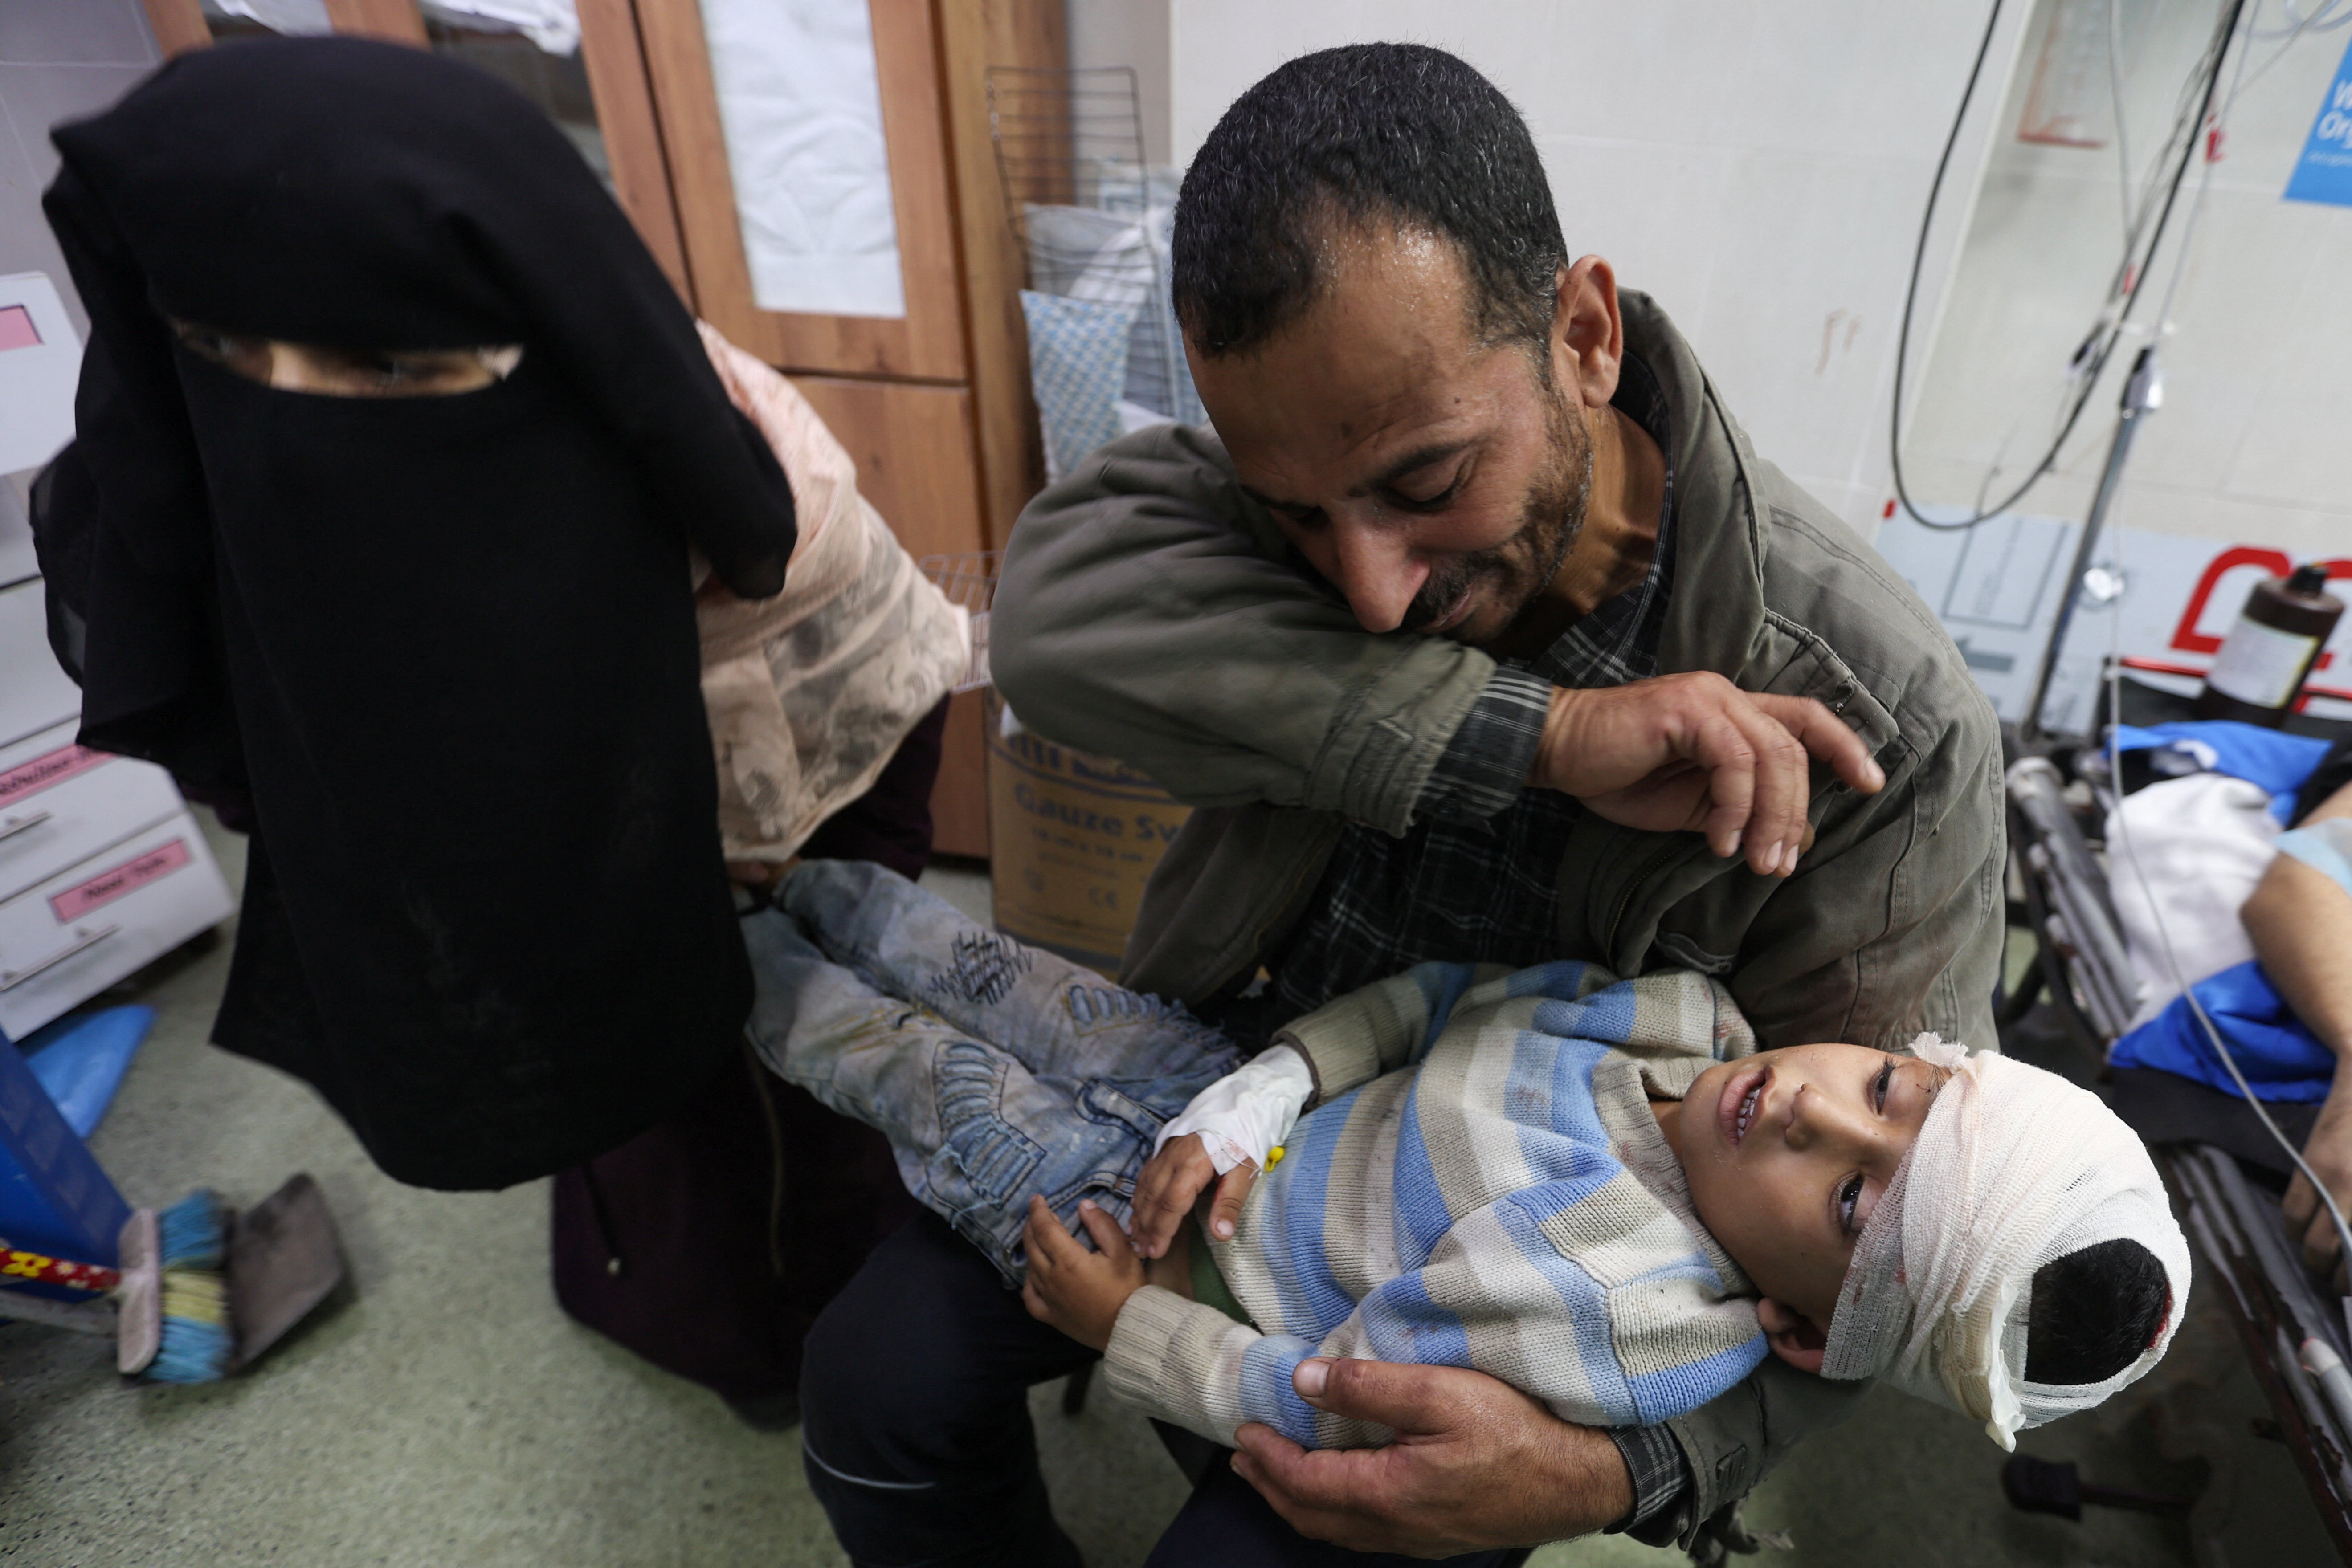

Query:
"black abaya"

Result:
[[36, 39, 797, 1188]]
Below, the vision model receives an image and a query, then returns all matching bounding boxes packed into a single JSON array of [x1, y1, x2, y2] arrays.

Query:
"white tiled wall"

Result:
[[1891, 0, 2352, 556], [1146, 0, 2350, 556], [1067, 0, 1174, 167], [1160, 0, 2037, 540]]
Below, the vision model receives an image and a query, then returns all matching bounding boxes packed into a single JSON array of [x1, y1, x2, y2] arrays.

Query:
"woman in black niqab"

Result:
[[36, 38, 798, 1189]]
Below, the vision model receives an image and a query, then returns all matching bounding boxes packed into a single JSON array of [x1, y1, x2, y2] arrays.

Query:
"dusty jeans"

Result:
[[744, 859, 1240, 1280]]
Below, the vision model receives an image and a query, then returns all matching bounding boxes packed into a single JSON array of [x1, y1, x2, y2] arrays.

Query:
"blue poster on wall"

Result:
[[2286, 33, 2352, 206]]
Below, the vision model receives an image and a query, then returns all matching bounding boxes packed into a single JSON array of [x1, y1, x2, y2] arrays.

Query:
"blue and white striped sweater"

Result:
[[1101, 959, 1771, 1449]]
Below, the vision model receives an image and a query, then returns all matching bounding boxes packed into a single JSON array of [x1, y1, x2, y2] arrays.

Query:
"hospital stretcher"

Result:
[[2006, 748, 2352, 1560]]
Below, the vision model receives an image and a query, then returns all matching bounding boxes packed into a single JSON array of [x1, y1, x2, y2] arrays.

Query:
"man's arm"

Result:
[[2243, 782, 2352, 1279], [997, 426, 1881, 867], [995, 423, 1497, 835], [1716, 682, 2007, 1054]]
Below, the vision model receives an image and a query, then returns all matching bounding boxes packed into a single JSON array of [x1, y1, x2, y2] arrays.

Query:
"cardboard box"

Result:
[[986, 694, 1190, 975]]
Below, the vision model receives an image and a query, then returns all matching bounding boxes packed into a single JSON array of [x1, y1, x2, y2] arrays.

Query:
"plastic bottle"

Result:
[[2192, 563, 2344, 727]]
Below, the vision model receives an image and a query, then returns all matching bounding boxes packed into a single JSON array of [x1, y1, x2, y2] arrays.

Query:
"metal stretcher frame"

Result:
[[2006, 756, 2352, 1560]]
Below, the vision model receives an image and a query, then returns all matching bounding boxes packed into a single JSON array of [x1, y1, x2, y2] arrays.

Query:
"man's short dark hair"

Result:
[[1171, 43, 1568, 358]]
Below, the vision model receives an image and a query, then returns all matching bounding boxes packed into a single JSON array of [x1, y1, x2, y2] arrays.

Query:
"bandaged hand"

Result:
[[1130, 1046, 1313, 1258], [1020, 1196, 1144, 1352]]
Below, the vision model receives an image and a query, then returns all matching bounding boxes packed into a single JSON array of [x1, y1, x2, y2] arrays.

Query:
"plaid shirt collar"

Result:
[[1526, 352, 1677, 689]]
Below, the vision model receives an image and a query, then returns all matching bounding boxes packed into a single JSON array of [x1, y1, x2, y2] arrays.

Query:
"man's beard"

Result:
[[1403, 394, 1594, 639]]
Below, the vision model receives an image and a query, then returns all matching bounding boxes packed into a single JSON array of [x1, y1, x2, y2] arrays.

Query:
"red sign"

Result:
[[0, 746, 108, 808], [49, 840, 190, 921], [0, 305, 38, 353]]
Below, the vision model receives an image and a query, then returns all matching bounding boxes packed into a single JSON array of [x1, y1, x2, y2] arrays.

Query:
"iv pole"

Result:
[[2017, 343, 2163, 745]]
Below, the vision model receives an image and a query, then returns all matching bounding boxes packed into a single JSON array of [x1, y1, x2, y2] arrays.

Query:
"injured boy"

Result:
[[750, 860, 2189, 1453]]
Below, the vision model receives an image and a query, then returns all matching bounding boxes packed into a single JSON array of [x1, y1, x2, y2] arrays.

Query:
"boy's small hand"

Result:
[[1129, 1133, 1258, 1258], [1020, 1196, 1146, 1352]]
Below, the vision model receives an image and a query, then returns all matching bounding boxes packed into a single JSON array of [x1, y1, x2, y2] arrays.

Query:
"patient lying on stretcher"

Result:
[[748, 860, 2190, 1452]]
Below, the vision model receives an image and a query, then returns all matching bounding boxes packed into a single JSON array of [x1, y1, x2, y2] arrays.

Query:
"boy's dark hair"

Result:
[[2025, 1238, 2171, 1385], [1171, 43, 1568, 358]]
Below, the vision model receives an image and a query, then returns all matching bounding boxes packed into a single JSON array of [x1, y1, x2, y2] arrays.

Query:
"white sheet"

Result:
[[419, 0, 580, 55], [203, 1, 579, 55], [2105, 771, 2282, 1028], [200, 0, 333, 33], [700, 0, 905, 319]]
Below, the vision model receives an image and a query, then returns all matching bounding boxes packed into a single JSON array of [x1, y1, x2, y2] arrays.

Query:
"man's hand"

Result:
[[2243, 804, 2352, 1291], [1128, 1133, 1258, 1259], [1528, 674, 1883, 878], [1019, 1197, 1145, 1352], [2284, 1091, 2352, 1291], [1229, 1358, 1633, 1557]]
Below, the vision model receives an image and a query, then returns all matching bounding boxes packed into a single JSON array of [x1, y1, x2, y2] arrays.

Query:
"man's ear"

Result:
[[1549, 254, 1623, 411], [1756, 1297, 1828, 1374]]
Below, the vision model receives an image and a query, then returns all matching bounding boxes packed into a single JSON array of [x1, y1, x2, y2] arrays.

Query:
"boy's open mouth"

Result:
[[1718, 1064, 1770, 1149]]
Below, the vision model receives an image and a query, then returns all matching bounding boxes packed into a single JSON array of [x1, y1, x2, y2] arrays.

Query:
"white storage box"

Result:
[[0, 812, 236, 1040]]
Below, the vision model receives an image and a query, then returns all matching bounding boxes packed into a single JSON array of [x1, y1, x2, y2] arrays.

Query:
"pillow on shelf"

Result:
[[1023, 203, 1150, 300], [1022, 202, 1203, 429], [1021, 289, 1137, 481]]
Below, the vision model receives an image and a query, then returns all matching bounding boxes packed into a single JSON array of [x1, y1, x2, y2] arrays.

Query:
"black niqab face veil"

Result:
[[38, 39, 798, 1189]]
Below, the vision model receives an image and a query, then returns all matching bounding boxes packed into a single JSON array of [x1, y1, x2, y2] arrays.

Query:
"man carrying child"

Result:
[[794, 42, 2010, 1568]]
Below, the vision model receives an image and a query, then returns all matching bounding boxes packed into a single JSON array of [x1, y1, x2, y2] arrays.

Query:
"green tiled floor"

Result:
[[0, 820, 2332, 1565]]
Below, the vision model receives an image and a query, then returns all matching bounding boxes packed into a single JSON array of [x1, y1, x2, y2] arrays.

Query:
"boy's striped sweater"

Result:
[[1102, 959, 1770, 1448]]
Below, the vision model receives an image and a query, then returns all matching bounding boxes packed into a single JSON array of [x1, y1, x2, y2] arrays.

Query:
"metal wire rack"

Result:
[[983, 66, 1198, 427], [921, 550, 1000, 693], [985, 66, 1148, 234]]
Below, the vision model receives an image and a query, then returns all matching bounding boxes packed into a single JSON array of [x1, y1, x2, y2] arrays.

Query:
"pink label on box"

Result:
[[0, 305, 38, 352], [0, 745, 108, 807], [49, 839, 190, 921]]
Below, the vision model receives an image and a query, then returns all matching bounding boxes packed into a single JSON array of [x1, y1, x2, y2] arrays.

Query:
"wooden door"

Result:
[[318, 0, 428, 42], [936, 0, 1058, 550], [792, 377, 991, 859], [634, 0, 967, 382], [791, 379, 984, 562], [141, 0, 429, 48], [573, 0, 693, 295]]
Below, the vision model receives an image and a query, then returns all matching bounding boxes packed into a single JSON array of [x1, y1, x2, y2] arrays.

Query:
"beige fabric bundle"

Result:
[[1820, 1034, 2191, 1449], [694, 323, 968, 863]]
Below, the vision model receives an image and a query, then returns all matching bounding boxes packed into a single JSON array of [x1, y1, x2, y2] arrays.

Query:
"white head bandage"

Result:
[[1820, 1034, 2191, 1449]]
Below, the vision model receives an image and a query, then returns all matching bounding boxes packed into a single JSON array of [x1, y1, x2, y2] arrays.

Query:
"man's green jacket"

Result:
[[995, 292, 2004, 1058]]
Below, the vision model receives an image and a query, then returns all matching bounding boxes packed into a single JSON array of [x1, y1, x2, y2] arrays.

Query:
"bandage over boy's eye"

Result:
[[1820, 1033, 2192, 1450], [1153, 1045, 1315, 1176]]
